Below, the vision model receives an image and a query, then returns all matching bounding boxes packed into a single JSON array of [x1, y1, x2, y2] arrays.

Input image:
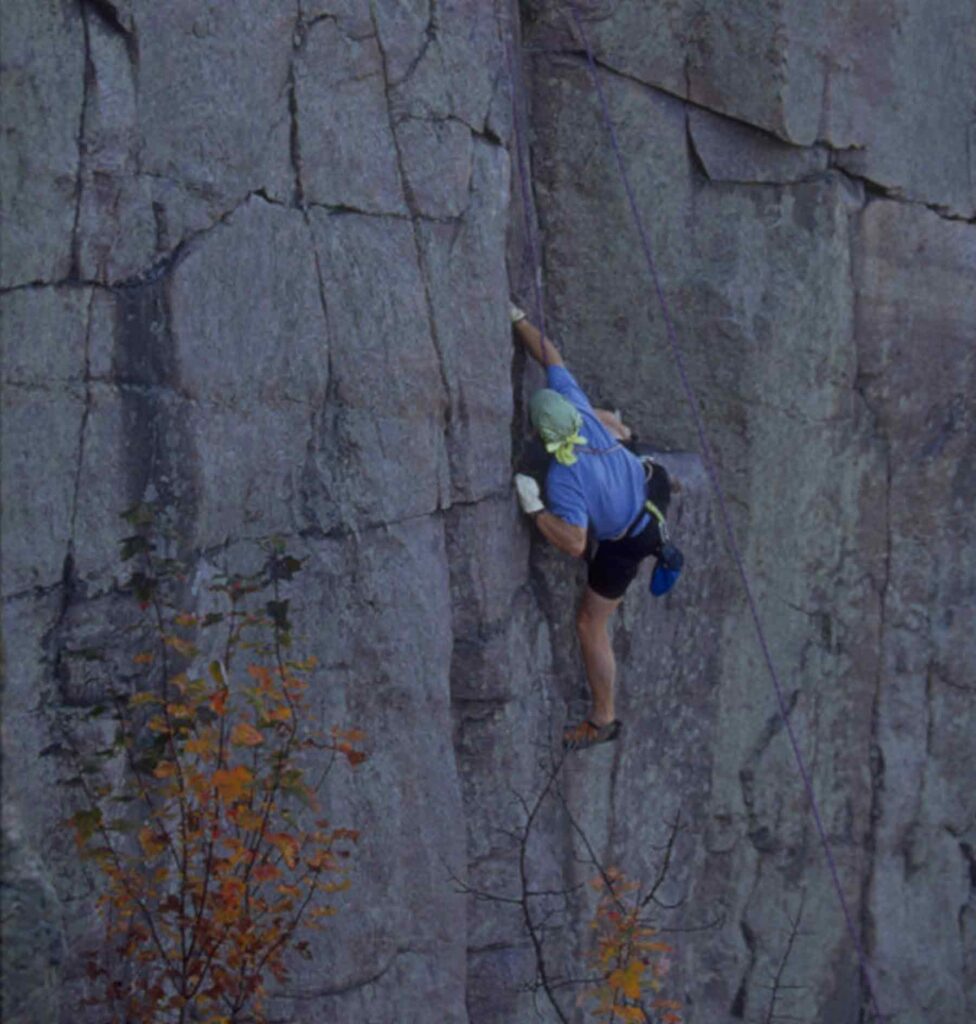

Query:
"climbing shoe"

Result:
[[563, 719, 621, 752]]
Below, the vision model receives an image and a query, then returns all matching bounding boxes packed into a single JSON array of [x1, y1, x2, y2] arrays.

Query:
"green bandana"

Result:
[[529, 389, 588, 466]]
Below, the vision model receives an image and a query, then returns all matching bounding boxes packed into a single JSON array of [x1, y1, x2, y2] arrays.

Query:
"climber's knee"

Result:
[[576, 587, 619, 643]]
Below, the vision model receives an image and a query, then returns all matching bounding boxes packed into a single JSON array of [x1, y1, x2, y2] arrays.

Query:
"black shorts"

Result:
[[587, 456, 673, 600], [587, 521, 662, 601]]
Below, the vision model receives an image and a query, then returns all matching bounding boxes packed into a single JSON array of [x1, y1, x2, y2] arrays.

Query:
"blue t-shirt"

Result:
[[544, 366, 647, 541]]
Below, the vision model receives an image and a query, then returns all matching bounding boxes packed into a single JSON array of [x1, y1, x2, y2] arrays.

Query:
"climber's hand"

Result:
[[514, 474, 544, 516], [509, 301, 527, 324]]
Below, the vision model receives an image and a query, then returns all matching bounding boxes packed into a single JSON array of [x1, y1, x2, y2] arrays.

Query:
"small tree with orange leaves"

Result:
[[61, 507, 365, 1023], [586, 868, 682, 1024]]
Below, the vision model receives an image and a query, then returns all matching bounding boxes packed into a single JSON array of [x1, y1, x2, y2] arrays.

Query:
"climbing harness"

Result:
[[553, 4, 889, 1020]]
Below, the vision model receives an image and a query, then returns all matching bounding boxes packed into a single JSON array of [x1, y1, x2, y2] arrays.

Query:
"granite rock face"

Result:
[[526, 0, 976, 217], [2, 2, 974, 1023]]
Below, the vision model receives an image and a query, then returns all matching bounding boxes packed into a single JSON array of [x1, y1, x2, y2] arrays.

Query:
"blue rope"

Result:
[[562, 4, 888, 1020]]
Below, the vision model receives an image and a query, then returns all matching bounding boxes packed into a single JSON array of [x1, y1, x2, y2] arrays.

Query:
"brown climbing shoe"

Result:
[[563, 719, 621, 752]]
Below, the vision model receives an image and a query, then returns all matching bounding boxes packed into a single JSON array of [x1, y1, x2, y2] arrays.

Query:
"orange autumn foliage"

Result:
[[585, 869, 683, 1024], [64, 523, 366, 1024]]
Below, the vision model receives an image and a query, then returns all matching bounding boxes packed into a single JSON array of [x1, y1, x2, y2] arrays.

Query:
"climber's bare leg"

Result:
[[575, 586, 623, 726]]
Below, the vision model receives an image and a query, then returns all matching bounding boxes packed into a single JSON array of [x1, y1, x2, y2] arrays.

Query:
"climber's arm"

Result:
[[514, 474, 586, 558], [594, 408, 632, 442], [512, 312, 565, 368], [532, 510, 587, 558]]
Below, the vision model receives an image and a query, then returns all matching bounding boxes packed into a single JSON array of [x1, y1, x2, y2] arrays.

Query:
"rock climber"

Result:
[[510, 302, 683, 752]]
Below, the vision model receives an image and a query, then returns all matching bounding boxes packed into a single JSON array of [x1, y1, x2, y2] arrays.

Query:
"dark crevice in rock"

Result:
[[70, 8, 95, 281], [286, 60, 306, 209], [925, 665, 936, 758], [306, 14, 338, 31], [684, 111, 711, 185], [299, 9, 364, 43], [7, 530, 261, 610], [444, 489, 511, 512], [294, 402, 325, 535], [82, 0, 138, 64], [474, 122, 504, 147], [390, 0, 439, 90], [453, 694, 511, 707], [858, 443, 891, 1013], [297, 504, 448, 545], [730, 917, 758, 1018], [540, 47, 976, 223], [0, 279, 108, 296], [251, 187, 288, 210], [961, 843, 976, 891], [467, 939, 525, 954], [534, 47, 795, 146], [112, 190, 270, 289], [295, 207, 338, 537], [151, 200, 170, 253], [305, 200, 412, 221], [112, 277, 201, 565], [747, 689, 800, 766], [47, 552, 85, 704], [66, 291, 98, 565], [848, 196, 890, 1017], [831, 161, 976, 225], [82, 0, 132, 37], [112, 236, 192, 289], [2, 580, 74, 608], [395, 108, 477, 135], [513, 54, 559, 371]]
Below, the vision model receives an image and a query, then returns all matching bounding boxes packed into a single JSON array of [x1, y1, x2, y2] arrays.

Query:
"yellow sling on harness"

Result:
[[644, 499, 670, 543]]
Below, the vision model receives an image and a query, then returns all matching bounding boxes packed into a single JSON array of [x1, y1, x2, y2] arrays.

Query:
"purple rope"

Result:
[[564, 4, 888, 1021], [508, 27, 551, 367]]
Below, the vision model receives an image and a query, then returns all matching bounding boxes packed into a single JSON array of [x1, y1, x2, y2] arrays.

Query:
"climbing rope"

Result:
[[508, 24, 551, 368], [507, 3, 889, 1020]]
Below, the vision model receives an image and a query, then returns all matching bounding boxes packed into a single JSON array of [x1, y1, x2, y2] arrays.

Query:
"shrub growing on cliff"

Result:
[[61, 508, 365, 1023], [585, 868, 681, 1023]]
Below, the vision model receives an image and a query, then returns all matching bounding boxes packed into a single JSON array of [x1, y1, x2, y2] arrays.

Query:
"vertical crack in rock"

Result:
[[730, 915, 759, 1018], [113, 275, 201, 554], [960, 841, 976, 943], [389, 0, 439, 91], [288, 3, 307, 210], [82, 0, 138, 66], [47, 287, 100, 697], [924, 664, 937, 758], [298, 214, 338, 536], [370, 1, 453, 507], [684, 108, 712, 185], [287, 62, 306, 209], [70, 8, 95, 280], [82, 0, 135, 44], [67, 290, 98, 563], [854, 362, 892, 1023], [960, 838, 976, 1009], [70, 2, 141, 282]]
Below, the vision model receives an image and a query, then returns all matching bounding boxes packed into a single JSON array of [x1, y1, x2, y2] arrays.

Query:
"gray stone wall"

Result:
[[2, 2, 973, 1022]]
